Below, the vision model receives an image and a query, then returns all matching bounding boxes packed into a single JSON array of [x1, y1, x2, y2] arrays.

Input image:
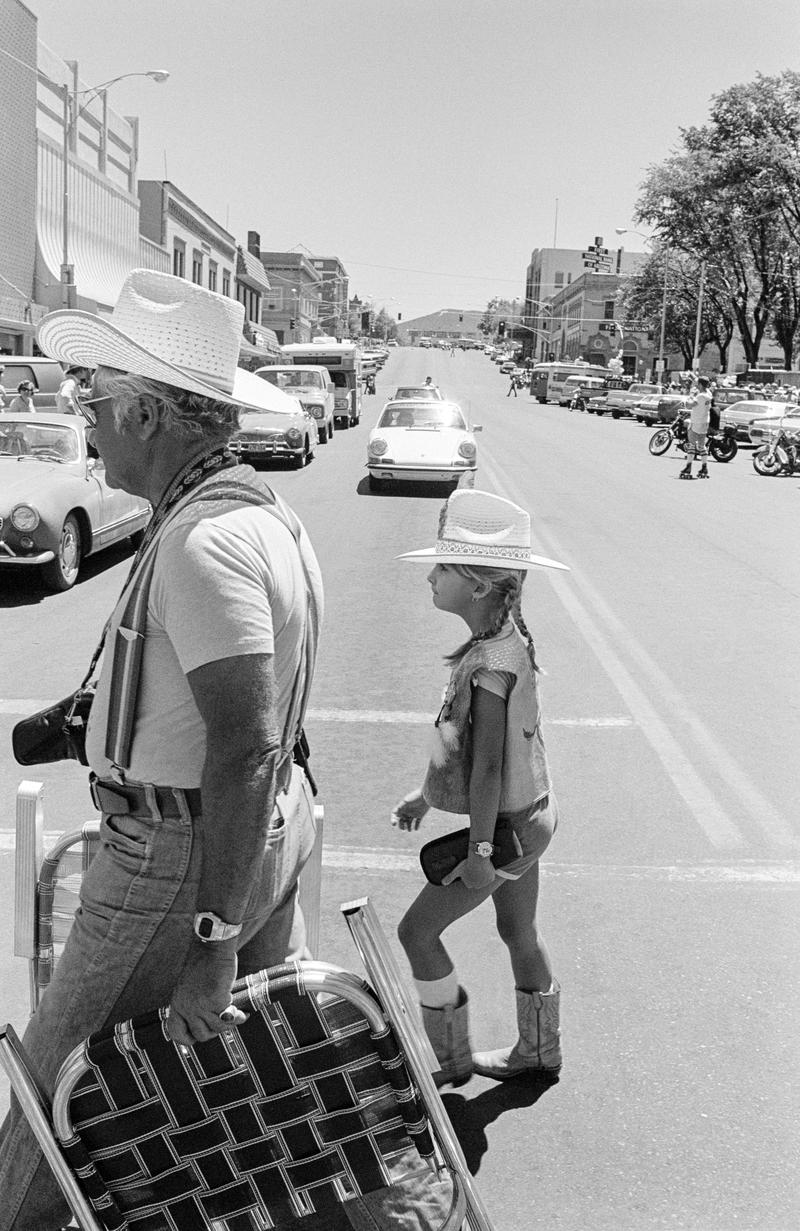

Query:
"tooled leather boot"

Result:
[[420, 988, 473, 1087], [472, 982, 562, 1081]]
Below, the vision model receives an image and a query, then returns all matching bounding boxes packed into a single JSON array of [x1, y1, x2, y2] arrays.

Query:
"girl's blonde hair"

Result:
[[443, 561, 539, 673]]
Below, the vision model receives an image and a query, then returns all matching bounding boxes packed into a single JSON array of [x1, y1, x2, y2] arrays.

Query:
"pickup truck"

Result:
[[594, 381, 663, 419]]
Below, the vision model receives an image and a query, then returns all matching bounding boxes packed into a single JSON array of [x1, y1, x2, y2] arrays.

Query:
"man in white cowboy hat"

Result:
[[0, 270, 324, 1230]]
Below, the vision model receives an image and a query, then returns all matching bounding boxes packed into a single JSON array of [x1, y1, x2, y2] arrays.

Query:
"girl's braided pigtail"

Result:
[[511, 591, 539, 673]]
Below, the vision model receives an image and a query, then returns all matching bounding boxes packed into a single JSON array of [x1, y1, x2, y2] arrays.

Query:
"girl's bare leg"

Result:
[[398, 878, 498, 980], [491, 862, 553, 991]]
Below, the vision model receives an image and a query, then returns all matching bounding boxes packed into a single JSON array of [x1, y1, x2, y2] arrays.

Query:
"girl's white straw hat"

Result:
[[397, 489, 569, 572], [36, 268, 294, 413]]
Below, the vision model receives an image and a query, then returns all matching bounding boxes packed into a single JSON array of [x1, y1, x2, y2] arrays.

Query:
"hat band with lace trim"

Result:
[[435, 537, 534, 562]]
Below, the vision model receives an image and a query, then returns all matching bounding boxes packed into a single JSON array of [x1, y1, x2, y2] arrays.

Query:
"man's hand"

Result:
[[166, 941, 248, 1047]]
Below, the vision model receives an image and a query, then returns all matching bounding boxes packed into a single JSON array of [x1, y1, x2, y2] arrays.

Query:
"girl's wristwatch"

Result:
[[470, 841, 495, 858]]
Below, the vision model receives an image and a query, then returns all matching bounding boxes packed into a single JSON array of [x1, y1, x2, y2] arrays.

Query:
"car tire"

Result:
[[42, 513, 82, 592], [319, 424, 329, 444], [368, 474, 382, 492], [338, 416, 349, 431], [291, 442, 310, 469], [611, 410, 621, 419]]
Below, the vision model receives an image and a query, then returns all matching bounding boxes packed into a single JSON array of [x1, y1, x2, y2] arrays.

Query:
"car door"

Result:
[[82, 430, 145, 548]]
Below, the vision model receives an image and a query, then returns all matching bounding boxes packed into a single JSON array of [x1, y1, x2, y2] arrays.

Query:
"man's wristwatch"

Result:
[[470, 840, 495, 858], [193, 912, 243, 943]]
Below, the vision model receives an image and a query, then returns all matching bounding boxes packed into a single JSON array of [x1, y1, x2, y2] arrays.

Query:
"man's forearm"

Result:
[[195, 741, 282, 922]]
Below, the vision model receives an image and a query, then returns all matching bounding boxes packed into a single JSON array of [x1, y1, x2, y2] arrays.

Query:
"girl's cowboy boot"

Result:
[[472, 982, 562, 1081], [420, 988, 473, 1087]]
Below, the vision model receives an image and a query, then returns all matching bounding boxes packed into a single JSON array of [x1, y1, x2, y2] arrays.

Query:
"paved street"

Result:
[[1, 350, 798, 1230]]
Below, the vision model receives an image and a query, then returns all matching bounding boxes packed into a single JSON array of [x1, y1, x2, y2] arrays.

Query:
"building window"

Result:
[[173, 241, 185, 279], [554, 271, 564, 286], [192, 251, 203, 285], [222, 269, 231, 297], [208, 261, 218, 292], [604, 300, 615, 320]]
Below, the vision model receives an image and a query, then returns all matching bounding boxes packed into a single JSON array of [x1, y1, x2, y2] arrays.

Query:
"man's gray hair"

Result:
[[94, 366, 240, 443]]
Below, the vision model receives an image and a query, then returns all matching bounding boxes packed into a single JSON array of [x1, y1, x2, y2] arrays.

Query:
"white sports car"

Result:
[[366, 399, 481, 491]]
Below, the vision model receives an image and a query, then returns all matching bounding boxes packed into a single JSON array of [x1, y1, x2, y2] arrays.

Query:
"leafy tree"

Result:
[[635, 71, 800, 368]]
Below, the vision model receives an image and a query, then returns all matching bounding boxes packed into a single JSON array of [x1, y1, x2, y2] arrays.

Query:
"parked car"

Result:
[[366, 399, 481, 491], [635, 394, 692, 425], [499, 360, 516, 374], [230, 403, 319, 469], [601, 381, 663, 419], [712, 387, 754, 414], [746, 405, 800, 445], [254, 365, 335, 443], [0, 358, 66, 411], [0, 413, 150, 591], [393, 385, 444, 400], [720, 399, 795, 442]]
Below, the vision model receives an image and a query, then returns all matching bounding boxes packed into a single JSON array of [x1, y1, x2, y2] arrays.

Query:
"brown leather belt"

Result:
[[90, 775, 202, 818]]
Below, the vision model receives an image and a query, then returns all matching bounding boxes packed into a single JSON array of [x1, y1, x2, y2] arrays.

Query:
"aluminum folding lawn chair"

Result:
[[0, 960, 474, 1230], [13, 780, 325, 1015]]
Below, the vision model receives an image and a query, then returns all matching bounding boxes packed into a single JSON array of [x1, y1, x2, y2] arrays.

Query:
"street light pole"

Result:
[[58, 68, 169, 309], [691, 259, 706, 371]]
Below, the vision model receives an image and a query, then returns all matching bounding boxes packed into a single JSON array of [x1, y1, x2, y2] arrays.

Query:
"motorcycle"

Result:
[[752, 428, 800, 476], [648, 412, 738, 463]]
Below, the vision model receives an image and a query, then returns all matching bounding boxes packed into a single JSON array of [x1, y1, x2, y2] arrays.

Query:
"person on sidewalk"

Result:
[[391, 490, 569, 1087], [0, 270, 324, 1230], [680, 375, 712, 479]]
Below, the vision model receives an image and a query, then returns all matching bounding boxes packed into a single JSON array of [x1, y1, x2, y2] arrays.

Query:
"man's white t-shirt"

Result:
[[55, 376, 79, 413], [86, 471, 323, 788], [689, 391, 711, 434]]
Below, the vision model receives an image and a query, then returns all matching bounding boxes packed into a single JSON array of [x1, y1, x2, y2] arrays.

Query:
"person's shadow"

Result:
[[440, 1075, 558, 1174]]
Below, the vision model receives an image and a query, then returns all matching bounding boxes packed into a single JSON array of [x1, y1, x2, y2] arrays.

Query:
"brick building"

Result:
[[258, 251, 322, 345], [309, 256, 348, 339], [0, 0, 45, 352]]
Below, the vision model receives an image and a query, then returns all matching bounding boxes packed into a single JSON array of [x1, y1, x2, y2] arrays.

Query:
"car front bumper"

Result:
[[0, 544, 55, 565], [231, 440, 302, 461], [368, 463, 477, 483]]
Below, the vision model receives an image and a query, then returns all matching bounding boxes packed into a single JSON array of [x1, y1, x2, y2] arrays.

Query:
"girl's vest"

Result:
[[422, 625, 551, 815]]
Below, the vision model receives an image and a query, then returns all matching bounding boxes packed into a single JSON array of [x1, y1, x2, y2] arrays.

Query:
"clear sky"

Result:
[[25, 0, 800, 322]]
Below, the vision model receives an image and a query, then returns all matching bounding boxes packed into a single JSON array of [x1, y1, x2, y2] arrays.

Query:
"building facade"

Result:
[[0, 0, 43, 353], [309, 256, 349, 339], [138, 180, 237, 300], [258, 251, 322, 345], [35, 46, 142, 315], [238, 233, 280, 364], [546, 269, 654, 376], [397, 309, 480, 345]]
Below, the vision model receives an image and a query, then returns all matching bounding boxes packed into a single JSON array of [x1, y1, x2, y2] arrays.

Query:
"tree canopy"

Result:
[[635, 70, 800, 368]]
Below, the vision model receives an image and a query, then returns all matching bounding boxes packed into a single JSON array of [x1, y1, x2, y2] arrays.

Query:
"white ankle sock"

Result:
[[415, 970, 460, 1009]]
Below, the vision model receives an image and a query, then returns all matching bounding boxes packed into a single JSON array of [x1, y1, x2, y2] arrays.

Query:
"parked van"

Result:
[[254, 365, 335, 443]]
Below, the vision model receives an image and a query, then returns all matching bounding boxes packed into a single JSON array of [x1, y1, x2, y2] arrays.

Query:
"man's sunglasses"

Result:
[[75, 392, 112, 426]]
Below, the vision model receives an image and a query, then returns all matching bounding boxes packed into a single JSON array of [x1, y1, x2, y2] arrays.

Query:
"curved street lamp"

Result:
[[59, 68, 170, 307]]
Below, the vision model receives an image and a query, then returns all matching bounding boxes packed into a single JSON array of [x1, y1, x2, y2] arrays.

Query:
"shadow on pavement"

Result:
[[355, 476, 456, 499], [441, 1075, 557, 1174], [0, 539, 136, 608]]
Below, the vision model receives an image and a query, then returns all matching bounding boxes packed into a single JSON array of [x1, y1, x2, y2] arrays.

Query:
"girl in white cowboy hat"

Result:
[[392, 488, 569, 1087]]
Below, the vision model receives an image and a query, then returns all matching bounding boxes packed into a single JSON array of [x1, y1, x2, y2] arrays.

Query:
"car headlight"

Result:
[[11, 504, 40, 531], [369, 438, 388, 457], [303, 403, 323, 418], [458, 440, 477, 460], [284, 427, 303, 446]]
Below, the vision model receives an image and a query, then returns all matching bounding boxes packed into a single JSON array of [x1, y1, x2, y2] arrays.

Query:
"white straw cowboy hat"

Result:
[[397, 489, 569, 572], [37, 268, 280, 411]]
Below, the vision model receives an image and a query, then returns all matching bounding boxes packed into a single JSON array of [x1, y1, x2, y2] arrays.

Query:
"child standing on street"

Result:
[[392, 489, 569, 1086]]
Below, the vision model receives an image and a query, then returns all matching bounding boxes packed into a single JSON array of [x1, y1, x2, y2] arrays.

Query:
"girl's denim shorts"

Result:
[[493, 792, 559, 880]]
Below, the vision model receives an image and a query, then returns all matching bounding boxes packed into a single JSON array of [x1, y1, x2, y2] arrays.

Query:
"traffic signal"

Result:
[[547, 351, 556, 361], [361, 311, 370, 332], [459, 314, 463, 323], [397, 313, 402, 321], [498, 320, 506, 338], [289, 318, 296, 329]]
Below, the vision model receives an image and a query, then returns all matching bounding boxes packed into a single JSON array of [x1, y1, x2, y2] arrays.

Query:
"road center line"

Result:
[[480, 451, 789, 852]]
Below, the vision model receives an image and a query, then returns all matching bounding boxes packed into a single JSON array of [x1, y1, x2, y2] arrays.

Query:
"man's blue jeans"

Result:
[[0, 765, 316, 1230]]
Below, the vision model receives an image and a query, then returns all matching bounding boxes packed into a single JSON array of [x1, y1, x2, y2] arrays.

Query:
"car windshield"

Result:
[[261, 370, 322, 390], [394, 387, 439, 400], [0, 420, 80, 461], [378, 404, 466, 429]]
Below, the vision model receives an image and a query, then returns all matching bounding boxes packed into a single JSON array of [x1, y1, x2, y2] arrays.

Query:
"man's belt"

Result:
[[90, 775, 202, 818]]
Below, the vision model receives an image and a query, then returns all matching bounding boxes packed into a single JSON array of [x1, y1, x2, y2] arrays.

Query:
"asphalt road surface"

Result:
[[0, 349, 797, 1230]]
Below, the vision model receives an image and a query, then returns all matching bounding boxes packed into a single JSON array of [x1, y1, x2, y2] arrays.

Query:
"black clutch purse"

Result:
[[12, 686, 95, 767], [419, 815, 522, 885]]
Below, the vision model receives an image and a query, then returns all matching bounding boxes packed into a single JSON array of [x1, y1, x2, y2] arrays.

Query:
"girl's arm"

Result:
[[461, 685, 507, 888]]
